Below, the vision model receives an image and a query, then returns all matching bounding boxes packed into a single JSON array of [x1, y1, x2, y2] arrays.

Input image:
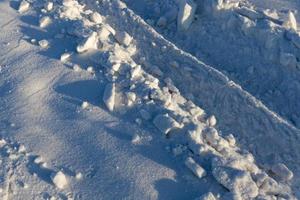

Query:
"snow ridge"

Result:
[[6, 0, 300, 198]]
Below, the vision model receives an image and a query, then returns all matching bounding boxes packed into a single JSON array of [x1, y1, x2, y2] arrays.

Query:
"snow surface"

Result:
[[0, 0, 300, 199]]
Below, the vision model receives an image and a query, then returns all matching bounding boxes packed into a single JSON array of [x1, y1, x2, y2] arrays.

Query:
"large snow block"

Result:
[[177, 0, 197, 31], [212, 165, 258, 199]]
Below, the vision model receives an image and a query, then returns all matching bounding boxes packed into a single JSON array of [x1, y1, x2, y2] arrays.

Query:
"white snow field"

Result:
[[0, 0, 300, 199]]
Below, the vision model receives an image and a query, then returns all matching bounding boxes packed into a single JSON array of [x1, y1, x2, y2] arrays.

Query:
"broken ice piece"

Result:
[[76, 32, 99, 53], [185, 157, 206, 179], [18, 0, 30, 13], [271, 163, 293, 181], [51, 171, 68, 189], [177, 0, 197, 31], [114, 31, 133, 47], [38, 39, 49, 48], [39, 16, 51, 28], [103, 83, 115, 112], [153, 114, 182, 134]]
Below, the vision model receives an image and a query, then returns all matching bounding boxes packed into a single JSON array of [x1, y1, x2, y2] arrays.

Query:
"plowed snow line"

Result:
[[86, 0, 300, 185]]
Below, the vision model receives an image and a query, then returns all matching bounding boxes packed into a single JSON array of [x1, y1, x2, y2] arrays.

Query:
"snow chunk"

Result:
[[75, 172, 83, 180], [0, 139, 7, 148], [81, 101, 89, 109], [44, 2, 54, 11], [87, 66, 94, 73], [77, 32, 99, 53], [271, 163, 293, 181], [139, 109, 151, 120], [51, 171, 68, 189], [131, 134, 141, 144], [90, 12, 102, 24], [18, 144, 26, 153], [196, 192, 216, 200], [236, 7, 264, 20], [157, 17, 168, 28], [115, 31, 133, 47], [38, 40, 49, 48], [73, 64, 82, 72], [18, 0, 30, 13], [177, 0, 197, 31], [98, 26, 112, 41], [126, 92, 136, 106], [280, 52, 297, 68], [131, 65, 142, 79], [207, 115, 217, 126], [60, 52, 72, 62], [60, 0, 84, 20], [103, 83, 115, 112], [212, 164, 258, 199], [39, 16, 51, 28], [153, 114, 182, 134], [34, 156, 43, 164], [283, 11, 297, 32], [185, 157, 206, 179]]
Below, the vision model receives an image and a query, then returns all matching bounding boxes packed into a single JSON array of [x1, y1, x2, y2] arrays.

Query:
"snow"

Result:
[[1, 0, 300, 199]]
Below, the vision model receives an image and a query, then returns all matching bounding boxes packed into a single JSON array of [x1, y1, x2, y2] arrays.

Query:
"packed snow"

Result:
[[0, 0, 300, 199]]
